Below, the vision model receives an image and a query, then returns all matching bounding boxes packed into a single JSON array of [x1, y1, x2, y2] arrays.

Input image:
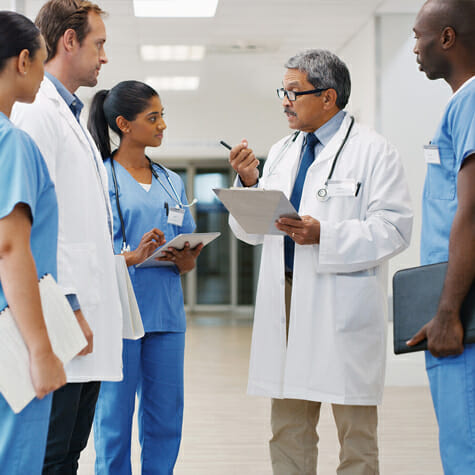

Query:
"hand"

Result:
[[75, 309, 93, 356], [125, 228, 166, 266], [406, 310, 464, 357], [157, 242, 204, 274], [229, 139, 259, 187], [29, 350, 66, 399], [275, 215, 321, 245]]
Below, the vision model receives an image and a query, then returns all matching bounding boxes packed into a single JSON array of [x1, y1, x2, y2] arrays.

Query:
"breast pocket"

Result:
[[426, 149, 456, 200]]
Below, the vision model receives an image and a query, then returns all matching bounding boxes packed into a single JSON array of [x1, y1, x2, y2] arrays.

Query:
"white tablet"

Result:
[[136, 232, 221, 268]]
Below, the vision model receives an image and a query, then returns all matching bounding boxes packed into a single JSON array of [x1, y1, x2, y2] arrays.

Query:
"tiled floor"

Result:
[[79, 323, 442, 474]]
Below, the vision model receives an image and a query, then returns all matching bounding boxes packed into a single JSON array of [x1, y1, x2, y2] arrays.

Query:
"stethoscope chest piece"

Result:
[[317, 187, 329, 201]]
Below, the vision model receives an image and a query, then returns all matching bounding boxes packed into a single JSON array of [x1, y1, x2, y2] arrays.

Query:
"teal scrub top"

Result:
[[104, 158, 195, 333], [421, 78, 475, 265], [0, 112, 58, 311]]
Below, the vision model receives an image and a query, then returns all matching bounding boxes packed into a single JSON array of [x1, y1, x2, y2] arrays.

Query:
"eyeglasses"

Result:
[[276, 87, 329, 102]]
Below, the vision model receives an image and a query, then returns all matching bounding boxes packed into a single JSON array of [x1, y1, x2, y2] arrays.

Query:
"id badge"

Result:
[[327, 179, 357, 197], [423, 144, 441, 164], [168, 207, 185, 226]]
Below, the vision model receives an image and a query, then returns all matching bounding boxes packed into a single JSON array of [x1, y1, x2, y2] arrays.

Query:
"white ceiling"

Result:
[[1, 0, 423, 157]]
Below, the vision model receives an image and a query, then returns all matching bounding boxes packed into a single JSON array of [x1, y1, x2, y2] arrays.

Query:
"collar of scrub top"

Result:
[[45, 72, 84, 122], [145, 157, 197, 209], [109, 154, 197, 253]]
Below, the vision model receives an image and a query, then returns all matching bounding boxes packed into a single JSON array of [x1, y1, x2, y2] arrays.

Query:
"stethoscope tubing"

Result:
[[110, 155, 196, 252]]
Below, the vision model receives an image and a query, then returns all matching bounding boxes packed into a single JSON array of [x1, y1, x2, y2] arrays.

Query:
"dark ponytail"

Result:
[[87, 80, 159, 159], [0, 11, 41, 72], [88, 89, 112, 159]]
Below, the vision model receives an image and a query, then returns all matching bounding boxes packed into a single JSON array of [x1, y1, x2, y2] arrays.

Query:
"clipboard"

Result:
[[392, 262, 475, 354], [136, 232, 221, 268], [213, 187, 300, 235], [0, 274, 87, 413]]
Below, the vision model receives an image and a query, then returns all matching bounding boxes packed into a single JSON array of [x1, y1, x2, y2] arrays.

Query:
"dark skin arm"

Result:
[[407, 156, 475, 357], [123, 228, 166, 267]]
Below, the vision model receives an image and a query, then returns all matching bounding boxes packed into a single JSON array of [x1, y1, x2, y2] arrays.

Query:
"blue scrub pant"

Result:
[[0, 393, 52, 474], [425, 343, 475, 474], [94, 331, 185, 475]]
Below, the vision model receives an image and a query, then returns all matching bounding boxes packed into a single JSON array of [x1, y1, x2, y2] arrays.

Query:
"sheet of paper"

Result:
[[0, 275, 87, 413], [213, 188, 300, 235]]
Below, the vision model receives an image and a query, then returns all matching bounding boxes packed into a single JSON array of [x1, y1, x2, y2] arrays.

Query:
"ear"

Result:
[[61, 28, 79, 53], [322, 88, 338, 110], [441, 26, 456, 50], [116, 116, 130, 134], [16, 49, 31, 76]]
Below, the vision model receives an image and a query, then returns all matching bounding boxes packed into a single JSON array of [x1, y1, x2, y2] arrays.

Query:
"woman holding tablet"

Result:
[[0, 11, 66, 473], [88, 80, 202, 474]]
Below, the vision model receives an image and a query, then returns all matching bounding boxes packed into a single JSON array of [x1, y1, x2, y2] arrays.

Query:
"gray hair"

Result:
[[285, 49, 351, 109]]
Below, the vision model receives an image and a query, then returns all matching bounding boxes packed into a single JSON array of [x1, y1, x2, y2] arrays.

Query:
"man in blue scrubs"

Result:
[[408, 0, 475, 473]]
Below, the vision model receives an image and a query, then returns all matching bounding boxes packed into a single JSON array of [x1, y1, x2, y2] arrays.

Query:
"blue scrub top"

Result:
[[0, 112, 58, 311], [104, 158, 195, 332], [421, 78, 475, 265]]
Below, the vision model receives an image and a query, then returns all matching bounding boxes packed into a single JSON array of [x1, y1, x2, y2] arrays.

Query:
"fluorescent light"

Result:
[[140, 45, 206, 62], [145, 76, 200, 91], [134, 0, 219, 18]]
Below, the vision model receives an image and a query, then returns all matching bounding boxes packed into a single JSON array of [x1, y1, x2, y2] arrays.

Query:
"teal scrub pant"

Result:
[[0, 393, 52, 474], [94, 332, 185, 475], [426, 343, 475, 474]]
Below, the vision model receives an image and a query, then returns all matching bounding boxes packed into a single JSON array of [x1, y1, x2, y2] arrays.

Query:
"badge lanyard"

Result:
[[110, 156, 197, 253]]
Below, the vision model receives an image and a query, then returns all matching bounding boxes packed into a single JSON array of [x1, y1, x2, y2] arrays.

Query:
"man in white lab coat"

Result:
[[12, 1, 123, 473], [228, 50, 413, 474]]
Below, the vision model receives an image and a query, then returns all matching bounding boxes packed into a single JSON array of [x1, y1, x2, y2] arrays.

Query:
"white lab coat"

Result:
[[12, 78, 123, 382], [230, 114, 413, 405]]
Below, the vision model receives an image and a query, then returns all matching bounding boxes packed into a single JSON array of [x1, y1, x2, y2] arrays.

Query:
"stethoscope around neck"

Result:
[[268, 115, 355, 202], [316, 115, 355, 201], [110, 153, 197, 252]]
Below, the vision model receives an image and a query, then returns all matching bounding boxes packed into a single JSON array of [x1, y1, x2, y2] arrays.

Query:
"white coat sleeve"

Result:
[[317, 142, 413, 273], [11, 101, 79, 296]]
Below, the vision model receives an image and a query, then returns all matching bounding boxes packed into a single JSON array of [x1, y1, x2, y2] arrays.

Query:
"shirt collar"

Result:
[[451, 75, 475, 100], [45, 72, 84, 121], [306, 110, 346, 147]]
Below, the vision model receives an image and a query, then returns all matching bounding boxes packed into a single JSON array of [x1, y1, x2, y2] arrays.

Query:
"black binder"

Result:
[[393, 262, 475, 354]]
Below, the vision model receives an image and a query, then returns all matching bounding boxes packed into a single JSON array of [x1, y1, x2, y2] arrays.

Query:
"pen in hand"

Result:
[[220, 140, 232, 150]]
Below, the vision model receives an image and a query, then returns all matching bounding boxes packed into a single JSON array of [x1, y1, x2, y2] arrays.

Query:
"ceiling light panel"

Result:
[[141, 45, 206, 61], [145, 76, 200, 91], [134, 0, 219, 18]]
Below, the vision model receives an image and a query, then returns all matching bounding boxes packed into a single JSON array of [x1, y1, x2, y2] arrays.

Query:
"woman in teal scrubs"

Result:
[[88, 80, 202, 474], [0, 11, 66, 474]]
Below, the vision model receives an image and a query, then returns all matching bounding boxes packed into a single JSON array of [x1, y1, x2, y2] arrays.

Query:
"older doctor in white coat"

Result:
[[12, 1, 123, 473], [228, 50, 413, 475]]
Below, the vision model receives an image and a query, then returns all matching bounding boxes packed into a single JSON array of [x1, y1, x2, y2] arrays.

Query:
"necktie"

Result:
[[285, 133, 319, 272]]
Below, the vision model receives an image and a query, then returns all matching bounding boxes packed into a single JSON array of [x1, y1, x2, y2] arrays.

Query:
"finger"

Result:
[[229, 142, 250, 161], [406, 327, 426, 346], [277, 217, 305, 228], [231, 148, 255, 167], [275, 222, 298, 237]]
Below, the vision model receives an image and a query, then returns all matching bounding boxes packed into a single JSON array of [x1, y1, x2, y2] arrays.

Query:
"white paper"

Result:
[[326, 179, 357, 197], [114, 255, 144, 340], [0, 275, 87, 413], [167, 207, 185, 226], [213, 188, 301, 235], [423, 145, 441, 165]]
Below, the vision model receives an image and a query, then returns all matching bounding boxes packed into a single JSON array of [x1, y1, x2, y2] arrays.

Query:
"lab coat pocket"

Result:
[[426, 150, 456, 200], [68, 243, 101, 308], [334, 270, 384, 333]]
